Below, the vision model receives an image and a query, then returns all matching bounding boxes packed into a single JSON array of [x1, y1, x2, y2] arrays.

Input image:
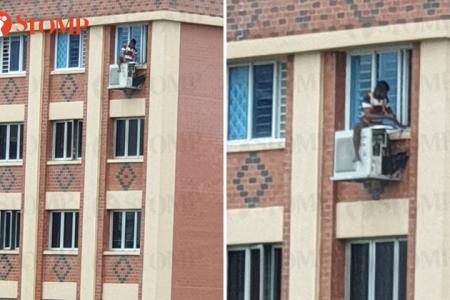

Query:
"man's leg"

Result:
[[353, 121, 366, 161]]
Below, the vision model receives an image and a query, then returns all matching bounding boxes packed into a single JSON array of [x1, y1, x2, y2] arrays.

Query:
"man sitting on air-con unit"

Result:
[[117, 39, 145, 88], [352, 80, 405, 162]]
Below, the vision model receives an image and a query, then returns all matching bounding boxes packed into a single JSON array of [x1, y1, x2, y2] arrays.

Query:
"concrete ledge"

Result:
[[227, 206, 284, 245], [0, 104, 25, 122], [0, 280, 18, 298], [103, 283, 139, 300], [0, 193, 21, 210], [336, 198, 409, 239], [45, 192, 81, 210], [110, 98, 146, 118], [43, 282, 77, 300], [106, 191, 142, 209], [49, 101, 84, 120]]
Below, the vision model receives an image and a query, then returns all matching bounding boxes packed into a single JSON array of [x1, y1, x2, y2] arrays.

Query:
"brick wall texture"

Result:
[[228, 0, 450, 41]]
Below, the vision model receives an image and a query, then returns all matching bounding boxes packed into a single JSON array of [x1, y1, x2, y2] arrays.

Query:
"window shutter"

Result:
[[56, 33, 68, 69], [278, 62, 287, 138], [377, 51, 399, 121], [349, 55, 372, 128], [228, 66, 249, 140], [2, 37, 9, 73], [252, 64, 274, 138]]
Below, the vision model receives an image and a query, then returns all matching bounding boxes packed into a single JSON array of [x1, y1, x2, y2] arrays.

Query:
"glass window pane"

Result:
[[9, 125, 17, 160], [0, 125, 6, 160], [227, 250, 246, 300], [228, 66, 249, 140], [77, 121, 83, 158], [116, 27, 129, 62], [136, 212, 141, 248], [252, 64, 274, 138], [273, 248, 282, 300], [66, 121, 72, 158], [63, 213, 73, 248], [130, 25, 143, 63], [68, 34, 80, 68], [4, 212, 10, 248], [9, 37, 20, 72], [22, 36, 27, 71], [375, 242, 394, 300], [128, 119, 138, 157], [124, 212, 135, 248], [74, 213, 79, 248], [19, 124, 23, 159], [56, 33, 68, 69], [350, 55, 372, 128], [0, 211, 4, 248], [350, 243, 370, 300], [250, 249, 261, 300], [115, 120, 126, 157], [54, 122, 65, 158], [398, 241, 407, 300], [15, 212, 20, 248], [377, 52, 399, 125], [112, 212, 122, 249], [51, 212, 61, 248], [139, 119, 144, 156]]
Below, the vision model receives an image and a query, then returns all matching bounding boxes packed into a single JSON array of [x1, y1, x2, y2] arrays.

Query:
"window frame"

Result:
[[54, 31, 85, 70], [345, 238, 407, 300], [0, 123, 23, 162], [108, 210, 141, 251], [48, 211, 78, 250], [114, 24, 147, 65], [0, 210, 20, 250], [344, 45, 412, 130], [227, 61, 284, 144], [0, 34, 27, 74], [52, 119, 83, 161], [113, 118, 144, 159]]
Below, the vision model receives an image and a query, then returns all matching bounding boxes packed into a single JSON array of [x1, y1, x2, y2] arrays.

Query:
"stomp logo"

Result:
[[0, 10, 88, 36]]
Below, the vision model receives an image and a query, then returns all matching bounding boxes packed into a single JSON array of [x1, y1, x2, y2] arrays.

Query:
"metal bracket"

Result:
[[362, 180, 386, 200]]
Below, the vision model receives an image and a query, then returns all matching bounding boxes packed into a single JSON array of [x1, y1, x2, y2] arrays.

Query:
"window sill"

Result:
[[227, 139, 285, 153], [51, 68, 86, 75], [0, 249, 19, 255], [47, 160, 82, 165], [103, 250, 140, 256], [107, 158, 144, 164], [44, 249, 78, 256], [0, 72, 26, 78], [388, 128, 411, 140], [0, 161, 23, 167]]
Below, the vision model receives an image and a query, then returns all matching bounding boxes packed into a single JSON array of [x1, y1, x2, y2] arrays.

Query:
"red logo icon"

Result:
[[0, 11, 12, 37]]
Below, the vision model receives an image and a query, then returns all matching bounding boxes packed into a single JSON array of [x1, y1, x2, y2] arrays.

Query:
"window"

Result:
[[0, 123, 24, 161], [114, 118, 144, 158], [347, 48, 411, 129], [52, 120, 83, 160], [228, 244, 282, 300], [109, 211, 141, 250], [115, 24, 147, 64], [0, 211, 20, 250], [55, 31, 86, 69], [346, 239, 407, 300], [227, 62, 287, 142], [49, 211, 78, 250], [0, 34, 27, 73]]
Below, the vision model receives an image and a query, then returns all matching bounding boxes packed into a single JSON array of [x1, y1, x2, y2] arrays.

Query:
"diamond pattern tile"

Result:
[[116, 163, 137, 190], [0, 255, 13, 280], [59, 75, 79, 102], [112, 256, 133, 283], [2, 79, 19, 104], [0, 168, 16, 192], [56, 165, 75, 191], [52, 256, 72, 282]]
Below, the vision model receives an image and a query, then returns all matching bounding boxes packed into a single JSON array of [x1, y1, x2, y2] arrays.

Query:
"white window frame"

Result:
[[109, 210, 140, 251], [227, 61, 284, 145], [0, 34, 27, 74], [344, 46, 411, 130], [0, 123, 23, 162], [0, 210, 20, 250], [114, 24, 147, 65], [52, 120, 82, 161], [54, 30, 85, 70], [48, 211, 78, 250], [113, 118, 144, 159], [345, 238, 407, 300]]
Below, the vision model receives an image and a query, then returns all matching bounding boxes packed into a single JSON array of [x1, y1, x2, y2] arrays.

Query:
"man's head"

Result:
[[373, 80, 390, 99], [129, 39, 136, 47]]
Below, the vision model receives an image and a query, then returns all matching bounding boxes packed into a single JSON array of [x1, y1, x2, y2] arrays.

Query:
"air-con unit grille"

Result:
[[335, 136, 357, 173], [109, 65, 120, 87]]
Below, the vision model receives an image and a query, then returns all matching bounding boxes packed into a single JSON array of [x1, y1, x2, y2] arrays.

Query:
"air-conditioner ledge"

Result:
[[387, 128, 411, 140]]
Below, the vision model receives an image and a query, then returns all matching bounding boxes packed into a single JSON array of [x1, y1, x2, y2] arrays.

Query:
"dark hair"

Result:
[[130, 39, 137, 45], [373, 80, 390, 99]]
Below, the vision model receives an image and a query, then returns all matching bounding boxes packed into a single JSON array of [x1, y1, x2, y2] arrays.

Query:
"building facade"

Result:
[[0, 1, 223, 299], [227, 1, 450, 299]]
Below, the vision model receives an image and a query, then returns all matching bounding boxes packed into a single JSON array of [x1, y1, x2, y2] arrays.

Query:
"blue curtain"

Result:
[[252, 64, 274, 138], [350, 55, 372, 128], [228, 66, 249, 140]]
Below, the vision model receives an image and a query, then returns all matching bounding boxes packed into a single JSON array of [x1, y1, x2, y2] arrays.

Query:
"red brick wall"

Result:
[[0, 77, 28, 105], [170, 23, 223, 300], [228, 0, 450, 41]]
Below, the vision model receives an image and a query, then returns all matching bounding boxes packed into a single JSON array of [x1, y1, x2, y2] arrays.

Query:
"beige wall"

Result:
[[289, 52, 322, 300], [0, 104, 25, 122], [45, 192, 81, 210], [48, 101, 84, 120], [106, 191, 142, 209], [42, 282, 77, 300], [109, 98, 145, 117], [0, 193, 21, 210], [0, 281, 18, 298], [102, 283, 139, 300], [415, 39, 450, 299]]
